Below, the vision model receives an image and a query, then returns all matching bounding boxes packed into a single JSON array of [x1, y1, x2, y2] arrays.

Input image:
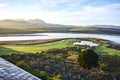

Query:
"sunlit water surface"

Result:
[[0, 33, 120, 44]]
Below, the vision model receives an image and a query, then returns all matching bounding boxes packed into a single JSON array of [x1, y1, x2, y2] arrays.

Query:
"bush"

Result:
[[30, 70, 50, 80], [78, 48, 99, 69], [16, 61, 31, 70], [16, 61, 51, 80], [99, 63, 107, 70]]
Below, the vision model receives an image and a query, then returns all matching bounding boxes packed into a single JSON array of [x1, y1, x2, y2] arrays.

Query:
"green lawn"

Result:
[[0, 38, 120, 56], [0, 39, 76, 54], [95, 44, 120, 56], [0, 46, 22, 55]]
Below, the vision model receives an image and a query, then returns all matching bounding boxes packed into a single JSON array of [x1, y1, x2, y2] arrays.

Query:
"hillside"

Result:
[[0, 19, 120, 34]]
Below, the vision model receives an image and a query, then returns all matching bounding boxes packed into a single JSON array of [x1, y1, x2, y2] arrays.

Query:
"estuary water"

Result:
[[73, 41, 98, 46], [0, 33, 120, 44]]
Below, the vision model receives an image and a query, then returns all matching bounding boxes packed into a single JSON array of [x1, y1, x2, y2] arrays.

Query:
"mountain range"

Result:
[[0, 19, 120, 34]]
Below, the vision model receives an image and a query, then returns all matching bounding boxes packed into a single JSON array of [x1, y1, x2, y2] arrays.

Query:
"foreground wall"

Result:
[[0, 58, 41, 80]]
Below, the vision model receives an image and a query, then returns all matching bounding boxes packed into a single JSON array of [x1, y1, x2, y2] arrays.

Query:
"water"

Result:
[[73, 41, 98, 46], [0, 33, 120, 44]]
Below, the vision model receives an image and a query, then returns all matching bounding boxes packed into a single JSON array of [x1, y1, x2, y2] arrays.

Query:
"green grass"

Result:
[[0, 38, 120, 56], [70, 27, 98, 33], [0, 46, 22, 55], [95, 44, 120, 56], [0, 27, 49, 34], [0, 39, 76, 54], [44, 27, 71, 31]]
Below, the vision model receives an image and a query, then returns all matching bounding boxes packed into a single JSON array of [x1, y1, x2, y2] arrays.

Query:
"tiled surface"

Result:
[[0, 58, 41, 80]]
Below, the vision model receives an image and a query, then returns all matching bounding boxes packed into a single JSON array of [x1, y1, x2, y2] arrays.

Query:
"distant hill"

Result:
[[27, 19, 46, 23], [0, 19, 30, 26], [0, 19, 120, 34], [87, 25, 120, 29], [0, 19, 79, 28]]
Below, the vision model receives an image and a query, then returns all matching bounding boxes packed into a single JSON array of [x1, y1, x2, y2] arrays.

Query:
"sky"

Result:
[[0, 0, 120, 26]]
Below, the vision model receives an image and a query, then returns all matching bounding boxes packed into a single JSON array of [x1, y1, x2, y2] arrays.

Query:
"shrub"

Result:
[[78, 48, 99, 69], [16, 61, 31, 70]]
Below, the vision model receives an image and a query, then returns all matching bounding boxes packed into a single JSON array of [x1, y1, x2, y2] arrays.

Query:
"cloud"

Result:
[[25, 0, 90, 11], [54, 3, 120, 25], [26, 0, 71, 9], [0, 0, 120, 26], [21, 3, 120, 25], [0, 3, 7, 8], [0, 3, 8, 15]]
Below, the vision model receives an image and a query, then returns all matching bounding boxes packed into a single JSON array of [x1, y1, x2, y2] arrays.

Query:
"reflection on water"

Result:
[[73, 41, 98, 47], [0, 33, 120, 44]]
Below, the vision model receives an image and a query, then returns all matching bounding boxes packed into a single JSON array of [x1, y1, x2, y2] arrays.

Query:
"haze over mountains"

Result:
[[0, 19, 77, 28], [0, 19, 119, 28], [0, 19, 120, 34]]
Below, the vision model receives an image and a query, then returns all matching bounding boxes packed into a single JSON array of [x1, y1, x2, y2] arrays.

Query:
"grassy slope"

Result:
[[0, 38, 120, 56], [43, 27, 71, 31], [0, 39, 76, 54], [0, 46, 22, 55], [94, 44, 120, 56], [0, 27, 49, 34], [70, 27, 99, 33], [0, 27, 100, 34]]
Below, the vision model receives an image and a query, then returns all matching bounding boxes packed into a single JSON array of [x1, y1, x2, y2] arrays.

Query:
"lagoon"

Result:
[[73, 41, 98, 46], [0, 33, 120, 44]]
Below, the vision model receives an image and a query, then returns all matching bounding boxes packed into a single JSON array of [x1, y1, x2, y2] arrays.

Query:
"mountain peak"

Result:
[[27, 19, 46, 23]]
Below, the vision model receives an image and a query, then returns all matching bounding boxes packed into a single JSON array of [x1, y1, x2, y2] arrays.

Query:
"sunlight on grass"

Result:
[[95, 44, 120, 56], [1, 39, 76, 54], [0, 39, 120, 56]]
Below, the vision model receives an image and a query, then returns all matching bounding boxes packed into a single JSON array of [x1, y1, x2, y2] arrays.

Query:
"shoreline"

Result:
[[0, 38, 120, 56], [0, 37, 119, 47], [0, 31, 120, 37], [0, 38, 65, 45]]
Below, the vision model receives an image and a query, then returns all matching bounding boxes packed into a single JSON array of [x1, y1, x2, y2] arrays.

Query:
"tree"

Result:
[[78, 48, 99, 69]]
